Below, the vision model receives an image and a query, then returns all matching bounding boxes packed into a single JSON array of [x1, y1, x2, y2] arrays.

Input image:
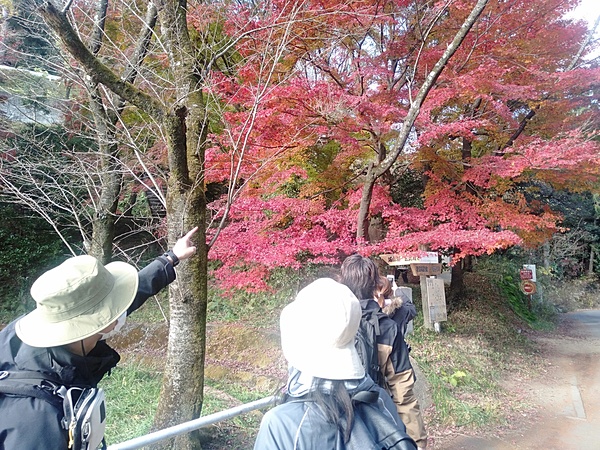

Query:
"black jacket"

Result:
[[359, 299, 412, 410], [382, 294, 417, 338], [0, 257, 176, 450]]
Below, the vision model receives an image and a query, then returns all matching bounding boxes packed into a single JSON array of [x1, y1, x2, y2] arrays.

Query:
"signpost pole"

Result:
[[417, 242, 434, 330], [420, 275, 433, 329], [425, 277, 447, 333], [380, 247, 446, 331]]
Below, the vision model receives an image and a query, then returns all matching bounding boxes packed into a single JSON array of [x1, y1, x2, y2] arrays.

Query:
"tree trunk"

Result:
[[543, 240, 551, 269], [447, 260, 465, 309], [357, 165, 375, 242], [88, 152, 121, 262], [40, 2, 209, 448], [463, 255, 473, 272], [147, 0, 209, 446], [78, 0, 157, 263], [153, 172, 207, 449]]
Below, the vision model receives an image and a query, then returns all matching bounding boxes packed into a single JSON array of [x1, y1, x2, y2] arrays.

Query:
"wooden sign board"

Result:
[[426, 278, 447, 322], [410, 263, 442, 276], [523, 264, 537, 282], [380, 252, 438, 266]]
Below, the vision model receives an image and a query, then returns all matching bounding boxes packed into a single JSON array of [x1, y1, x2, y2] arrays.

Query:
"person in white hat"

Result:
[[0, 227, 198, 450], [254, 278, 416, 450]]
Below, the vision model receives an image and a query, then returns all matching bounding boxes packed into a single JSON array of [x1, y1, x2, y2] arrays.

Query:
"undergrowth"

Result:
[[103, 364, 267, 447], [206, 265, 323, 326], [102, 364, 162, 445], [409, 271, 543, 440], [474, 254, 557, 330]]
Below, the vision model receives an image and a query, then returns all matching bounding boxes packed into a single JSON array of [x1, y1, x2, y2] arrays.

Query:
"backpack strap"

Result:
[[0, 370, 106, 450], [372, 313, 382, 336], [364, 310, 382, 336], [361, 311, 383, 386], [0, 370, 65, 409], [63, 387, 107, 450]]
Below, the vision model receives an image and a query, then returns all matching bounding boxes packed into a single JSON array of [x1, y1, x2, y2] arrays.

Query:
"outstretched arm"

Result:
[[128, 227, 198, 314]]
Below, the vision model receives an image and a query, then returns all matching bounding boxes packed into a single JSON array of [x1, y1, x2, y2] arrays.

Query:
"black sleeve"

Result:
[[403, 301, 417, 322], [127, 257, 176, 315]]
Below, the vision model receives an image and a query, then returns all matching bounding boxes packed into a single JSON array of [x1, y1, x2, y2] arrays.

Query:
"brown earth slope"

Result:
[[443, 310, 600, 450]]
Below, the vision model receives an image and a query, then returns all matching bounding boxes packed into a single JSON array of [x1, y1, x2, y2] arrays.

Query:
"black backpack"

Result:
[[0, 370, 107, 450], [348, 390, 417, 450], [355, 309, 384, 387], [288, 389, 417, 450]]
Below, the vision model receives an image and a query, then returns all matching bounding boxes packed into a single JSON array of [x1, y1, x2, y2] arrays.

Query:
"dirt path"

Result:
[[443, 310, 600, 450]]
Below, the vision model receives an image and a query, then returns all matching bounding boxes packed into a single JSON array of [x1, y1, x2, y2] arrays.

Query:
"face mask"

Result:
[[99, 312, 127, 341]]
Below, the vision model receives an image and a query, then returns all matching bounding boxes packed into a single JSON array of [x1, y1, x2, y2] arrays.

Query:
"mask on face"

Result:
[[99, 312, 127, 341]]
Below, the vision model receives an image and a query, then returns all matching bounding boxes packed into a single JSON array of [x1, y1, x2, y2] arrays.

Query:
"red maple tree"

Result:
[[201, 0, 599, 292]]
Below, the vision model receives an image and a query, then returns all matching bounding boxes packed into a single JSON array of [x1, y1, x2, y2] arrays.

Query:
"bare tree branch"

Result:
[[568, 14, 600, 70], [39, 1, 164, 119]]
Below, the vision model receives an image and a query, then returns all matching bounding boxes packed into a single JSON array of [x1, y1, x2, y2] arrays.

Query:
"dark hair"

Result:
[[276, 378, 355, 443], [339, 254, 380, 300], [375, 276, 392, 307], [309, 378, 355, 443]]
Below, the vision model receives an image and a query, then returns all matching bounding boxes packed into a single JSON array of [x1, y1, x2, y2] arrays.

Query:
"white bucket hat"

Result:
[[15, 255, 139, 347], [280, 278, 365, 380]]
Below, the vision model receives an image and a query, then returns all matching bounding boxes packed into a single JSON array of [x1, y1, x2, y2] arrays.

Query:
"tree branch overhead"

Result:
[[39, 1, 164, 119]]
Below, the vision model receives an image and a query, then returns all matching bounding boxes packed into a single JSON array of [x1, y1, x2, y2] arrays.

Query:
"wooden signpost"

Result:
[[519, 264, 537, 310], [410, 263, 442, 277], [381, 251, 448, 332], [426, 277, 447, 330]]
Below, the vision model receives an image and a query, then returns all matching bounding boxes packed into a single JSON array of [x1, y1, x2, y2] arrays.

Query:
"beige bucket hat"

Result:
[[280, 278, 365, 380], [15, 255, 139, 347]]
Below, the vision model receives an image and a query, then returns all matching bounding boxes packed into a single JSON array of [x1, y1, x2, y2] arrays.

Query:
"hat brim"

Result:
[[284, 340, 365, 380], [280, 278, 366, 381], [16, 261, 139, 347]]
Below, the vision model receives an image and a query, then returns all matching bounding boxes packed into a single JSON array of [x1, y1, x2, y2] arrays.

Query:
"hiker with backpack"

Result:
[[0, 227, 198, 450], [340, 255, 428, 450], [376, 276, 417, 340], [254, 278, 416, 450]]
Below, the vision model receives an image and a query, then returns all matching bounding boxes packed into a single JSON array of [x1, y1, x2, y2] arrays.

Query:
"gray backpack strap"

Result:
[[0, 369, 65, 409], [63, 387, 107, 450]]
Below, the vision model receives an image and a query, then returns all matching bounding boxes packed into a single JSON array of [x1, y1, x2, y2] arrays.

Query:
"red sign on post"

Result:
[[520, 280, 537, 295], [520, 269, 533, 280]]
